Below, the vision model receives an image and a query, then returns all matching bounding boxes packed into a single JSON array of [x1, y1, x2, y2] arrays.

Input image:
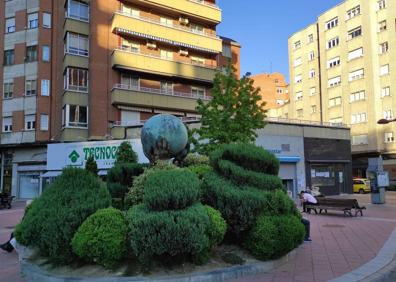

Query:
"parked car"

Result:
[[353, 178, 371, 194]]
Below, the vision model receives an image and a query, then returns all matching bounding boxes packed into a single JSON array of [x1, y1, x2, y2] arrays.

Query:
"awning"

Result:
[[41, 171, 62, 178], [277, 156, 301, 163]]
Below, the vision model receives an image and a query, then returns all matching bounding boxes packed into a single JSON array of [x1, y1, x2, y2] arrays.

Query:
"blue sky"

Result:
[[217, 0, 343, 81]]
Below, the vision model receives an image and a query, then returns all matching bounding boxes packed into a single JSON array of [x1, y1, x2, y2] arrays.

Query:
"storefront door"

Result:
[[18, 174, 40, 199]]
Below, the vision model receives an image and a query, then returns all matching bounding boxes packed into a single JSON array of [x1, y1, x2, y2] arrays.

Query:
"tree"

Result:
[[85, 155, 99, 176], [115, 141, 138, 164], [191, 63, 267, 155]]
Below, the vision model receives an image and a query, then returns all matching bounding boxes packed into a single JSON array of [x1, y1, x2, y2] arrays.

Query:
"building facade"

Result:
[[0, 0, 240, 197], [286, 0, 396, 178]]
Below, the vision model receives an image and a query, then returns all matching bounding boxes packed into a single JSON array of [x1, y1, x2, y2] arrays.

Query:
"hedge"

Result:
[[72, 208, 128, 268], [107, 163, 145, 188], [14, 168, 111, 264], [183, 154, 210, 167], [204, 205, 226, 248]]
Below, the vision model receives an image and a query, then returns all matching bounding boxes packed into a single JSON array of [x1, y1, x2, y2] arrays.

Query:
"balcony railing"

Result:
[[116, 11, 218, 39], [116, 46, 218, 69], [113, 84, 212, 101], [113, 116, 201, 127]]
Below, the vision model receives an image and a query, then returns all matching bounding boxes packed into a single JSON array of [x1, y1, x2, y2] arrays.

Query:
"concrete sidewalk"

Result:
[[1, 193, 396, 282]]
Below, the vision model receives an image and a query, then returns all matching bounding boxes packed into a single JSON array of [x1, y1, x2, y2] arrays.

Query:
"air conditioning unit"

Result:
[[146, 42, 157, 49], [179, 17, 189, 25], [179, 49, 189, 56]]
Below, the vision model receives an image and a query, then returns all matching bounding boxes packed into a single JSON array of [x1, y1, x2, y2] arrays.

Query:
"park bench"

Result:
[[0, 193, 15, 209], [306, 197, 366, 217]]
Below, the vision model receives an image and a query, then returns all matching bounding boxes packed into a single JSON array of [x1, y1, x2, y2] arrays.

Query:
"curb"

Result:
[[20, 250, 296, 282]]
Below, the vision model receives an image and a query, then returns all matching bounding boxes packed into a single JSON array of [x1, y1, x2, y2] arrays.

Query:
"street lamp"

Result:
[[377, 118, 396, 124]]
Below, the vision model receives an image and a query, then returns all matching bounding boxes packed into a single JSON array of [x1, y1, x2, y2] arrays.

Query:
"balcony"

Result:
[[111, 84, 211, 112], [111, 48, 218, 83], [112, 12, 222, 53], [126, 0, 221, 24]]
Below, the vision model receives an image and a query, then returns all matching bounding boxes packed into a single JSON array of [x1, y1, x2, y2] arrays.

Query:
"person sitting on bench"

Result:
[[299, 191, 318, 213]]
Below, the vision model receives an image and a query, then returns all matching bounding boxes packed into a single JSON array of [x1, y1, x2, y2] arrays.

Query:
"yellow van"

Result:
[[353, 178, 371, 194]]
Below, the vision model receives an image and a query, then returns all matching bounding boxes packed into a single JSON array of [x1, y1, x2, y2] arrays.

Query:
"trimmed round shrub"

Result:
[[107, 182, 126, 199], [107, 163, 145, 188], [244, 215, 305, 260], [260, 189, 301, 217], [14, 168, 111, 264], [204, 205, 226, 248], [127, 203, 210, 263], [143, 169, 200, 211], [183, 154, 209, 167], [72, 208, 128, 268], [187, 164, 213, 179]]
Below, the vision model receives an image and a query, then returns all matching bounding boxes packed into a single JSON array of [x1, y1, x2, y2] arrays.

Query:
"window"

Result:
[[382, 86, 390, 97], [378, 0, 386, 10], [222, 44, 232, 58], [160, 17, 173, 27], [64, 67, 89, 92], [191, 56, 205, 66], [121, 38, 139, 53], [5, 18, 15, 33], [2, 117, 12, 133], [26, 45, 38, 62], [348, 26, 362, 40], [309, 69, 315, 79], [311, 105, 317, 114], [160, 49, 173, 60], [326, 17, 338, 30], [308, 34, 314, 43], [66, 32, 89, 56], [294, 57, 302, 67], [43, 13, 51, 28], [384, 109, 393, 119], [294, 74, 302, 84], [3, 82, 13, 99], [63, 105, 88, 128], [329, 97, 342, 107], [310, 87, 316, 96], [327, 37, 339, 49], [40, 114, 49, 131], [328, 76, 341, 88], [121, 4, 139, 17], [66, 0, 89, 22], [41, 79, 50, 96], [380, 64, 389, 76], [120, 74, 139, 89], [3, 50, 14, 66], [351, 113, 367, 124], [296, 109, 303, 118], [191, 87, 205, 98], [190, 23, 204, 34], [160, 81, 173, 94], [385, 132, 394, 143], [378, 20, 387, 32], [296, 91, 303, 101], [27, 13, 38, 29], [348, 48, 363, 61], [350, 90, 365, 102], [308, 51, 315, 61], [42, 46, 50, 62], [25, 115, 36, 130], [352, 135, 368, 145], [349, 69, 364, 81], [294, 41, 301, 50], [346, 5, 360, 20], [276, 88, 283, 94], [25, 80, 37, 96], [379, 42, 389, 54], [327, 56, 340, 68]]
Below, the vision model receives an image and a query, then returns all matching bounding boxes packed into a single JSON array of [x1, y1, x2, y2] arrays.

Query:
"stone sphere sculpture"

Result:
[[141, 114, 189, 164]]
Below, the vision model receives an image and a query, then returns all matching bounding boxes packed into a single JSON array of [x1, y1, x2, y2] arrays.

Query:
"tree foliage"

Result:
[[192, 63, 267, 155], [115, 141, 138, 164], [85, 155, 98, 176]]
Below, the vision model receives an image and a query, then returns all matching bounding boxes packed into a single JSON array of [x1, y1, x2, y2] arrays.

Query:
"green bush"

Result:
[[85, 155, 98, 176], [260, 189, 300, 217], [187, 164, 213, 179], [210, 143, 280, 176], [204, 205, 226, 248], [14, 168, 111, 264], [115, 141, 138, 164], [244, 215, 305, 260], [216, 159, 284, 191], [72, 208, 128, 268], [127, 204, 210, 263], [107, 182, 126, 199], [107, 163, 145, 188], [201, 173, 266, 241], [143, 169, 200, 211], [183, 154, 210, 167]]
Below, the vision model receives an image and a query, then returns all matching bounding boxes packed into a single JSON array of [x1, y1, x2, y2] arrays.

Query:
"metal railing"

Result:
[[266, 116, 349, 128], [113, 84, 212, 101], [113, 116, 201, 127], [116, 10, 219, 39], [115, 46, 218, 70]]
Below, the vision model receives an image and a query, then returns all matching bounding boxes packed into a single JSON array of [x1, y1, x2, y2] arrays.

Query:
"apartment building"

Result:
[[286, 0, 396, 177], [252, 72, 289, 111], [0, 0, 240, 198]]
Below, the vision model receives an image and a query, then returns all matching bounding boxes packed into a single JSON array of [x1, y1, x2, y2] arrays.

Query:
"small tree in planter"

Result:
[[85, 155, 99, 176]]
